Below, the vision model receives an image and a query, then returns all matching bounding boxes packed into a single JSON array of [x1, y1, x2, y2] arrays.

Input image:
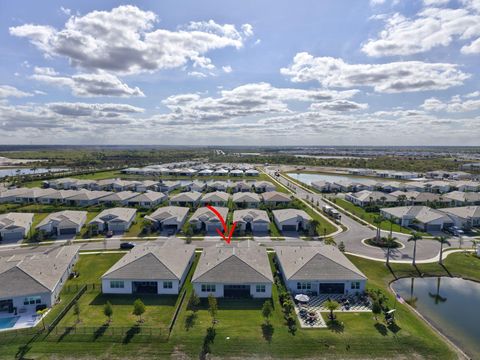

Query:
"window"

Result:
[[110, 280, 124, 289], [351, 282, 360, 290], [201, 284, 216, 292], [256, 284, 266, 293], [23, 296, 41, 305], [296, 282, 311, 290], [163, 281, 173, 289]]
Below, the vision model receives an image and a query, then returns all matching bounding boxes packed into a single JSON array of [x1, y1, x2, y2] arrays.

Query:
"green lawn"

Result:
[[123, 211, 150, 237], [69, 253, 125, 286]]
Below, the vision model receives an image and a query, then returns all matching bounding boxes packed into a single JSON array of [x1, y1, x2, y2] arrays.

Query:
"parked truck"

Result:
[[322, 205, 341, 220]]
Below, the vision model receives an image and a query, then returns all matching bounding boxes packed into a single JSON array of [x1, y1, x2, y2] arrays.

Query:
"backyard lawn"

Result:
[[69, 253, 125, 285]]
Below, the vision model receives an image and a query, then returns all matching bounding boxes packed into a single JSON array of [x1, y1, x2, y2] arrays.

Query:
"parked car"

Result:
[[120, 242, 136, 250], [445, 226, 464, 237]]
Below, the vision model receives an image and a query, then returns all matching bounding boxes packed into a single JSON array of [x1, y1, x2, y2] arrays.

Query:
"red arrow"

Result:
[[206, 204, 237, 244]]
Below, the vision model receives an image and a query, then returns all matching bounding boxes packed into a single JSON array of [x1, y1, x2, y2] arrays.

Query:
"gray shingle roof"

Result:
[[0, 212, 34, 231], [192, 241, 273, 284], [170, 191, 202, 202], [276, 246, 367, 281], [128, 191, 166, 203], [98, 191, 139, 202], [190, 207, 228, 223], [261, 191, 291, 202], [145, 206, 189, 222], [201, 191, 230, 203], [232, 192, 261, 203], [102, 241, 195, 280], [0, 245, 80, 298], [272, 209, 312, 223], [91, 207, 137, 223], [36, 210, 88, 228], [233, 209, 270, 224]]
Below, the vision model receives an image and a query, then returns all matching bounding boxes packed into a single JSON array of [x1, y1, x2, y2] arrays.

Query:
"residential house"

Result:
[[0, 213, 34, 242], [98, 191, 139, 206], [0, 188, 30, 203], [440, 206, 480, 230], [89, 208, 137, 233], [185, 181, 207, 192], [134, 180, 160, 193], [276, 246, 367, 295], [198, 169, 214, 176], [189, 207, 228, 232], [253, 181, 276, 193], [245, 169, 259, 176], [200, 191, 230, 207], [234, 181, 253, 193], [15, 188, 58, 204], [380, 206, 453, 232], [102, 242, 195, 295], [272, 209, 312, 232], [36, 211, 88, 236], [207, 181, 229, 192], [345, 190, 397, 207], [169, 191, 202, 207], [127, 191, 167, 208], [232, 192, 261, 208], [230, 169, 244, 177], [37, 190, 78, 204], [64, 190, 112, 206], [0, 245, 80, 314], [454, 181, 480, 192], [443, 191, 480, 206], [261, 191, 292, 206], [233, 209, 270, 233], [158, 181, 181, 193], [145, 206, 189, 232], [213, 168, 229, 176], [424, 181, 451, 194], [192, 241, 273, 298]]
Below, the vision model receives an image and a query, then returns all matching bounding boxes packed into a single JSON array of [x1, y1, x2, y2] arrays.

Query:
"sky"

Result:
[[0, 0, 479, 146]]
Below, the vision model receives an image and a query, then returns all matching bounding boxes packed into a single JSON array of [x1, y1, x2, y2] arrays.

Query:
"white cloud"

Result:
[[362, 2, 480, 56], [60, 6, 71, 16], [31, 68, 144, 97], [280, 52, 469, 93], [421, 93, 480, 112], [0, 85, 33, 98], [222, 65, 233, 73], [10, 5, 254, 75], [309, 100, 368, 112], [187, 71, 208, 78], [370, 0, 386, 6]]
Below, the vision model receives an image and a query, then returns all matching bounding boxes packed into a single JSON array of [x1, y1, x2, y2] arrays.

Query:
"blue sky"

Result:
[[0, 0, 479, 145]]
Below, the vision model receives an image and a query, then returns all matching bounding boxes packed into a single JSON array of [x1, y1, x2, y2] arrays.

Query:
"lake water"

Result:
[[0, 168, 68, 178], [287, 172, 372, 185], [392, 277, 480, 358]]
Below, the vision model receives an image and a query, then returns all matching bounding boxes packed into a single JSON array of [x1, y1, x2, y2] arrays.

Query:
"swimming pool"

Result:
[[0, 316, 19, 330]]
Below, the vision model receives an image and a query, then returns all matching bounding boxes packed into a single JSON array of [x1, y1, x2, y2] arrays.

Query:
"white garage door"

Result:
[[253, 224, 269, 232], [108, 223, 126, 232], [1, 232, 23, 241]]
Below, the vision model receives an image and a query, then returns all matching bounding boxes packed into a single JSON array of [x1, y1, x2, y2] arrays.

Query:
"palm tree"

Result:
[[408, 232, 422, 266], [428, 277, 447, 304], [373, 216, 383, 242], [324, 299, 339, 321], [385, 235, 397, 267], [435, 235, 450, 265]]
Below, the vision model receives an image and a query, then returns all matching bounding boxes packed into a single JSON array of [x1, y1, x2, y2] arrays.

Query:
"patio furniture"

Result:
[[295, 294, 310, 303]]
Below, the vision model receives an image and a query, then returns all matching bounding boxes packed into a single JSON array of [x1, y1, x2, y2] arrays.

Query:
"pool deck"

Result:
[[0, 311, 44, 332]]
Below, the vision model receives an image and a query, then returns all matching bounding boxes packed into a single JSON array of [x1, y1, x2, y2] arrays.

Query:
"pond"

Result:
[[287, 172, 374, 185], [392, 277, 480, 358], [0, 168, 68, 178]]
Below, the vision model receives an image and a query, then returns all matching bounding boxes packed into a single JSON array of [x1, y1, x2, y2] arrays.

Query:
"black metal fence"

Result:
[[46, 325, 168, 342], [47, 285, 87, 331]]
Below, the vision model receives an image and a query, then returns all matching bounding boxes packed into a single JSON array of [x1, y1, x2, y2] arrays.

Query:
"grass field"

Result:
[[0, 251, 476, 358]]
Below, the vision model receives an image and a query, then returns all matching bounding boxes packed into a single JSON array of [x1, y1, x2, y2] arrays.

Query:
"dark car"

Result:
[[120, 242, 136, 250], [105, 230, 114, 238]]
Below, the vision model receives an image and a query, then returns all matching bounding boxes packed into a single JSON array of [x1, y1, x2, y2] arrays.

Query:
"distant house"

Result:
[[233, 209, 270, 232], [102, 242, 195, 295], [70, 179, 97, 190], [134, 180, 160, 193], [391, 191, 450, 206], [443, 191, 480, 206], [213, 168, 229, 176], [198, 169, 214, 176], [272, 209, 312, 232], [424, 181, 452, 194], [192, 241, 273, 298], [145, 206, 189, 232], [245, 169, 260, 176], [208, 181, 229, 192], [276, 246, 367, 295], [233, 181, 253, 193], [440, 206, 480, 230], [189, 207, 228, 232], [0, 213, 34, 242], [455, 181, 480, 192], [232, 192, 261, 208], [37, 190, 78, 204], [311, 181, 331, 192], [127, 191, 167, 208], [185, 181, 207, 192], [0, 245, 80, 314], [97, 191, 139, 206], [64, 190, 112, 206], [158, 181, 181, 193], [200, 191, 230, 207], [0, 188, 30, 203], [169, 191, 202, 207], [345, 190, 397, 207], [261, 191, 291, 206], [380, 206, 453, 232], [253, 181, 276, 193], [230, 169, 244, 177], [36, 210, 88, 236], [15, 188, 58, 204], [90, 208, 137, 233]]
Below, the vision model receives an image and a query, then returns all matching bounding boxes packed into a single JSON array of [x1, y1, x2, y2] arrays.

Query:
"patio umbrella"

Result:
[[295, 294, 310, 303]]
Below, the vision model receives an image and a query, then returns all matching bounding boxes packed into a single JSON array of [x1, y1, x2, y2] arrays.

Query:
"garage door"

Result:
[[206, 224, 222, 232], [319, 283, 345, 294], [59, 228, 77, 235], [426, 224, 442, 231], [282, 225, 297, 231], [1, 232, 22, 241], [108, 223, 126, 232], [253, 224, 269, 232]]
